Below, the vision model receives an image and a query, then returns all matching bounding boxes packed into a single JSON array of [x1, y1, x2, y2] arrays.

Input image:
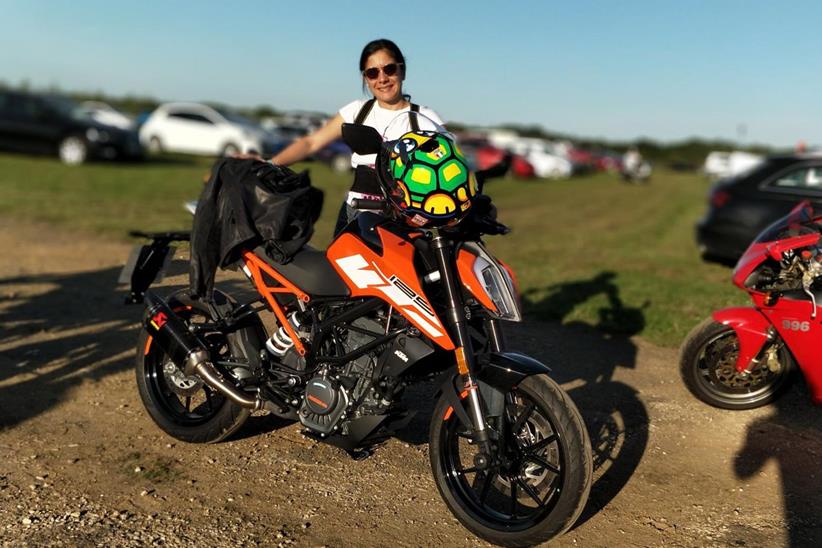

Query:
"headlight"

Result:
[[459, 242, 523, 321], [86, 128, 110, 142]]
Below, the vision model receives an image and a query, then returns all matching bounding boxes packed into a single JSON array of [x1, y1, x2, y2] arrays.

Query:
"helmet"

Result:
[[381, 130, 478, 228]]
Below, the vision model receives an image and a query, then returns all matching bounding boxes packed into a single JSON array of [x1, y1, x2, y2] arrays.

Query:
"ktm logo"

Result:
[[335, 254, 444, 339]]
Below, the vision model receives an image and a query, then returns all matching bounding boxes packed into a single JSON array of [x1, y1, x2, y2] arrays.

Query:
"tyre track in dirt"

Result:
[[1, 217, 820, 547]]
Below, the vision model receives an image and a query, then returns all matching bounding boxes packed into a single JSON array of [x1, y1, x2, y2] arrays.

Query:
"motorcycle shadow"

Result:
[[0, 267, 139, 430], [514, 272, 650, 526], [735, 385, 822, 546]]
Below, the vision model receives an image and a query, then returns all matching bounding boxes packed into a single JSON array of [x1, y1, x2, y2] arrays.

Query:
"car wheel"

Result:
[[331, 154, 351, 173], [58, 136, 88, 165], [222, 143, 240, 157], [148, 136, 163, 155]]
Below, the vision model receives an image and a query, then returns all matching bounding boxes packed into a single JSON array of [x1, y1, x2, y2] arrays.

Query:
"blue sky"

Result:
[[1, 1, 818, 146]]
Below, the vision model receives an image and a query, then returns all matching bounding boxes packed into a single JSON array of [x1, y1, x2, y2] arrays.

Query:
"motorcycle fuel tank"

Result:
[[327, 226, 455, 351]]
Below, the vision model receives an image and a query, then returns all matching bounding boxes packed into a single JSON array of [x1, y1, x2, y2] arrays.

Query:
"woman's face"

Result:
[[363, 49, 404, 104]]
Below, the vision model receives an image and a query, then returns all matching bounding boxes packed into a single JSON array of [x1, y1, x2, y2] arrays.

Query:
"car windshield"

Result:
[[215, 108, 259, 129], [753, 201, 822, 243], [42, 95, 91, 121]]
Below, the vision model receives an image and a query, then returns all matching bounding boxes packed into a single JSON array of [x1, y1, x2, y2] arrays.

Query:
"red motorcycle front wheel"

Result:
[[679, 318, 794, 410]]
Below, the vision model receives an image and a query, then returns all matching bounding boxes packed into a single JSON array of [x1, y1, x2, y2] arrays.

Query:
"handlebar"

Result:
[[350, 198, 387, 211]]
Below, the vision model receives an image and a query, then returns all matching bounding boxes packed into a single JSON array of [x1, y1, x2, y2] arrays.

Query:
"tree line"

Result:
[[1, 80, 779, 168]]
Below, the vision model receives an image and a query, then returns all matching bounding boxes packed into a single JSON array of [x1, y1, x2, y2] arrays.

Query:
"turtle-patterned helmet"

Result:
[[382, 130, 478, 228]]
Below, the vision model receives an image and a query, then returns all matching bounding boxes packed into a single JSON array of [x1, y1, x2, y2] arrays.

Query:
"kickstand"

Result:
[[346, 448, 373, 461]]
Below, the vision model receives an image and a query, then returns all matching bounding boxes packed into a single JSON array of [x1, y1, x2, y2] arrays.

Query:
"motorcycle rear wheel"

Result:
[[135, 289, 263, 443], [679, 318, 794, 410], [429, 374, 592, 548]]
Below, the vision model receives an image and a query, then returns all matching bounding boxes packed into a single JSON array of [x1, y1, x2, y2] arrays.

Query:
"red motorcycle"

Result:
[[681, 201, 822, 409]]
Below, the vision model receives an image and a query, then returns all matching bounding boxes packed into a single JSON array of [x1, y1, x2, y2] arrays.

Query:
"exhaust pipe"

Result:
[[143, 292, 287, 413]]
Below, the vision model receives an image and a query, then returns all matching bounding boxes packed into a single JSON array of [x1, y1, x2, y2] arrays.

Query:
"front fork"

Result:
[[431, 235, 501, 457]]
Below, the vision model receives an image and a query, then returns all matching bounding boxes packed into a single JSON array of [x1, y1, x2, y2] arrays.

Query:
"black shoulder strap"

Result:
[[410, 103, 420, 132], [354, 99, 376, 125]]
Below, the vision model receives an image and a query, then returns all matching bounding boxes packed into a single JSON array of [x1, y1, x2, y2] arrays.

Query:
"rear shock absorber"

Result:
[[266, 312, 304, 356]]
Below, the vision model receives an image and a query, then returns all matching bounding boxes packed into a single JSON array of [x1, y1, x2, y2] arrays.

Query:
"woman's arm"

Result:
[[271, 113, 344, 165]]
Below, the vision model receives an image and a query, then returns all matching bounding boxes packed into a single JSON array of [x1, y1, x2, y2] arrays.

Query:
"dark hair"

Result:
[[359, 39, 409, 98], [359, 38, 406, 73]]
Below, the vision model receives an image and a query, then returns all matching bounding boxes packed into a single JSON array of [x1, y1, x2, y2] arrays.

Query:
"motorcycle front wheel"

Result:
[[679, 318, 794, 410], [429, 374, 592, 548], [135, 289, 264, 443]]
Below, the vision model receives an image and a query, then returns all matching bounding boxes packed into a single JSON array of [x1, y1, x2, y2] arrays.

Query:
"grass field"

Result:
[[0, 152, 741, 347]]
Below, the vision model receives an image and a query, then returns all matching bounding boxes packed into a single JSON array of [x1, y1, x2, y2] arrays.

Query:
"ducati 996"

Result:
[[681, 200, 822, 409], [125, 113, 592, 547]]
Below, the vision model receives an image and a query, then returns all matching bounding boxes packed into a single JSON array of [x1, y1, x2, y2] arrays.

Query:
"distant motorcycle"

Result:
[[680, 201, 822, 409], [620, 148, 651, 183], [124, 112, 592, 547]]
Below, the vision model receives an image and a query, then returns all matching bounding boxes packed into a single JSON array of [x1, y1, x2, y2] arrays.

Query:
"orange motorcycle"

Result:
[[125, 113, 591, 546]]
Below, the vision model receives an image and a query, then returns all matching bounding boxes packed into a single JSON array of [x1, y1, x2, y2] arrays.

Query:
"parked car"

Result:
[[78, 101, 134, 130], [593, 151, 623, 172], [314, 139, 352, 172], [697, 153, 822, 264], [703, 150, 763, 180], [139, 103, 283, 157], [511, 139, 572, 179], [0, 90, 143, 164], [457, 137, 534, 178]]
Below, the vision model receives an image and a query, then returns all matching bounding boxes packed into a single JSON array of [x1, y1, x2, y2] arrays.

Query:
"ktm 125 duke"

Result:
[[681, 200, 822, 409], [125, 113, 592, 546]]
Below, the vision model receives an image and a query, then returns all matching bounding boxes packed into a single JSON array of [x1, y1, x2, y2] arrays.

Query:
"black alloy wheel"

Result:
[[429, 374, 592, 547], [135, 290, 261, 443]]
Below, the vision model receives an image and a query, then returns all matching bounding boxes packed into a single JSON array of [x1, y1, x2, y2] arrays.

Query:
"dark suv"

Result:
[[0, 90, 143, 164], [697, 153, 822, 264]]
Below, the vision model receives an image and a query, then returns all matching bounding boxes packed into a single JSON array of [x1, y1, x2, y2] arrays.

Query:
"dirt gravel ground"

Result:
[[1, 216, 821, 547]]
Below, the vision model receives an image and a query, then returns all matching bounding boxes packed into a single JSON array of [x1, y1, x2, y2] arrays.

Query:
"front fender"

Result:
[[478, 351, 553, 390], [712, 307, 773, 373], [438, 352, 553, 428]]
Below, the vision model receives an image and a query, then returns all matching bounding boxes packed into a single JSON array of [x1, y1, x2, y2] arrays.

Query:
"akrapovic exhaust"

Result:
[[142, 291, 285, 413]]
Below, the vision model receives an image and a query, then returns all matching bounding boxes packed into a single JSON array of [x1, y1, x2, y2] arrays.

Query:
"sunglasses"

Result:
[[362, 63, 403, 80]]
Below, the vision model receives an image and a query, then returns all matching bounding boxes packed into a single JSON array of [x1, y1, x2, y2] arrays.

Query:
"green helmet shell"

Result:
[[386, 131, 477, 227]]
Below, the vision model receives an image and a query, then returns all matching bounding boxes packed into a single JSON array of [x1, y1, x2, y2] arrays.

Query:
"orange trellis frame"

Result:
[[241, 250, 310, 356]]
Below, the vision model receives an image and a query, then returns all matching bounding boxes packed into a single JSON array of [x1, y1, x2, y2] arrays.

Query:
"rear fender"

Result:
[[438, 352, 552, 428], [712, 307, 773, 373], [120, 231, 191, 304]]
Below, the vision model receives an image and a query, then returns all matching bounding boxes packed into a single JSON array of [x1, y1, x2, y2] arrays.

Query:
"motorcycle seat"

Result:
[[253, 245, 350, 297]]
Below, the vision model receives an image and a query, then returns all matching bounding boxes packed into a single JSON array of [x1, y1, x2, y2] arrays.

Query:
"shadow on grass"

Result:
[[517, 271, 651, 527], [735, 386, 822, 547]]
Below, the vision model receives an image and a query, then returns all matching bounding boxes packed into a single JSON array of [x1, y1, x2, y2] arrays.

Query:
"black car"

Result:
[[0, 90, 143, 164], [697, 154, 822, 264]]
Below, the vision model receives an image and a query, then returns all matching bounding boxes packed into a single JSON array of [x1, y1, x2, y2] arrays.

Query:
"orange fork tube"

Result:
[[242, 251, 309, 356]]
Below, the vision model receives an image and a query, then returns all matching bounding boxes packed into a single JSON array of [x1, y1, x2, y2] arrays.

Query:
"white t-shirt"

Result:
[[338, 99, 444, 168]]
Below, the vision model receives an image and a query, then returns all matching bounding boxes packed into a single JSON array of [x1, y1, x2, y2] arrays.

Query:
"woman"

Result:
[[270, 38, 444, 231]]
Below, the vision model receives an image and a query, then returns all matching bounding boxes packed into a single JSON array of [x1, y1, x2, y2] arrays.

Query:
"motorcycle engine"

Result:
[[299, 376, 348, 435], [298, 317, 386, 435]]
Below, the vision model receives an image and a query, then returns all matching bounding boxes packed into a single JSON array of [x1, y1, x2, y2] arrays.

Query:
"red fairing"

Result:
[[712, 308, 772, 373], [732, 234, 821, 289], [732, 242, 771, 289], [759, 298, 822, 405]]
